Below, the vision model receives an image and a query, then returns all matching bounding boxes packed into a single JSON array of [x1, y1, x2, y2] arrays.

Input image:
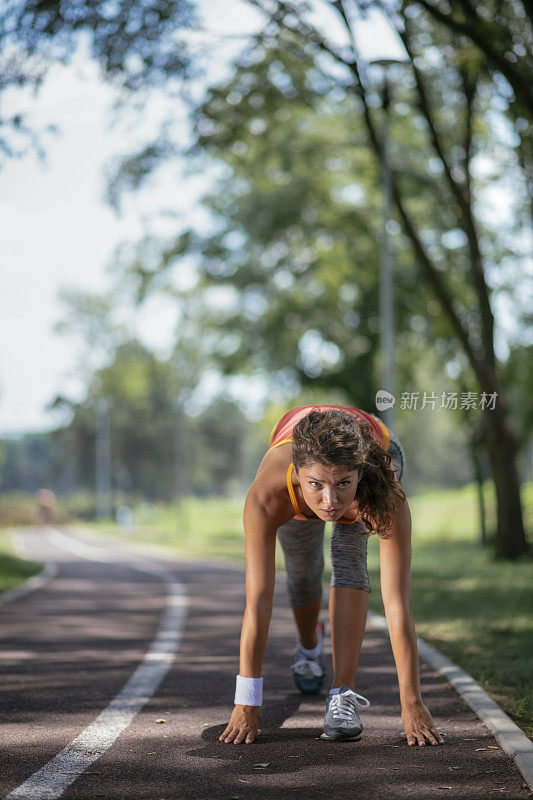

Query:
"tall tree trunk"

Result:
[[470, 435, 487, 547], [481, 395, 528, 559]]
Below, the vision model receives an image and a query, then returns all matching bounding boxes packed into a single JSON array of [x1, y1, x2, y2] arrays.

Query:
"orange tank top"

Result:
[[267, 404, 391, 523]]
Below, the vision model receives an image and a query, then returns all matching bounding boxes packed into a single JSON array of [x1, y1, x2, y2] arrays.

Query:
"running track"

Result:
[[0, 527, 530, 799]]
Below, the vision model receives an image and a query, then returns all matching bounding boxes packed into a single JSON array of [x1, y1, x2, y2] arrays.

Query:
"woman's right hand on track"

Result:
[[219, 705, 262, 744]]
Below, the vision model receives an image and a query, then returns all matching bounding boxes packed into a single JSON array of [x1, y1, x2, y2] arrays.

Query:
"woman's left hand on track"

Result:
[[401, 700, 445, 746]]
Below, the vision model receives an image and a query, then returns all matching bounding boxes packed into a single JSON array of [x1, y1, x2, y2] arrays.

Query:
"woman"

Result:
[[219, 405, 444, 747]]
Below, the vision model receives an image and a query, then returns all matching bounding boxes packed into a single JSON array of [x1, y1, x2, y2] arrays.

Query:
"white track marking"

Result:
[[4, 529, 188, 800]]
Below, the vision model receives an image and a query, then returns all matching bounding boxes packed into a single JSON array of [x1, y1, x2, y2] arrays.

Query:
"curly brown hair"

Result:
[[291, 409, 406, 537]]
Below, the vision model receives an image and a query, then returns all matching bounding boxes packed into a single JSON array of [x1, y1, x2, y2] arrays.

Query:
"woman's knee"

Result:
[[278, 519, 325, 606], [330, 526, 370, 593], [285, 548, 325, 606], [287, 573, 323, 606]]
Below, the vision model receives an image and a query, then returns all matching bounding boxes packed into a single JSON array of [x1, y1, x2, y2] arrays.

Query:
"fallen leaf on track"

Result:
[[238, 779, 251, 784], [476, 748, 488, 751], [253, 763, 270, 768], [156, 719, 167, 724]]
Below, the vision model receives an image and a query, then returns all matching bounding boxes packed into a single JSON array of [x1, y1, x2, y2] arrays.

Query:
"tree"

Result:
[[395, 0, 533, 220], [51, 288, 252, 499], [112, 10, 528, 556], [3, 1, 529, 556], [228, 0, 529, 558]]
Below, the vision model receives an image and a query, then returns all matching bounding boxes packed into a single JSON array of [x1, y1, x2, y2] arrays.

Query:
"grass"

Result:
[[366, 538, 533, 740], [0, 529, 43, 594], [80, 481, 533, 741]]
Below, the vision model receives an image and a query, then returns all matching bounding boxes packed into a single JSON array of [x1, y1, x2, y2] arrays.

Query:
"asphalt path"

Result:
[[0, 527, 530, 800]]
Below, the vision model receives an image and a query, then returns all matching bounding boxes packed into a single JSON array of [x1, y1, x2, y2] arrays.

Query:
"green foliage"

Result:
[[4, 1, 529, 533], [0, 530, 42, 594], [395, 0, 533, 123], [0, 492, 38, 526], [501, 344, 533, 440], [108, 17, 528, 411], [187, 398, 248, 495], [0, 434, 58, 493], [52, 339, 184, 500]]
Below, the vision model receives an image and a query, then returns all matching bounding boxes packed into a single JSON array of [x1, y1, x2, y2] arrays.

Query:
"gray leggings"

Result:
[[277, 429, 405, 606]]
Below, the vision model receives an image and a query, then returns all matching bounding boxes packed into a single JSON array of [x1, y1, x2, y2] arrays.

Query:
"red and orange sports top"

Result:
[[268, 404, 391, 523]]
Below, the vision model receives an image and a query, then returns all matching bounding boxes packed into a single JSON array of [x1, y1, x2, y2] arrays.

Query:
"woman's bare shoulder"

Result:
[[255, 442, 291, 478], [247, 445, 293, 521]]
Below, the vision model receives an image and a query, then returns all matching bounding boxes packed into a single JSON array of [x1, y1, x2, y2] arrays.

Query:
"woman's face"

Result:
[[297, 462, 359, 521]]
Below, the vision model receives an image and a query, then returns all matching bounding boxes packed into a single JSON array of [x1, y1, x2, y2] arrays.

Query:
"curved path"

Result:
[[0, 527, 530, 799]]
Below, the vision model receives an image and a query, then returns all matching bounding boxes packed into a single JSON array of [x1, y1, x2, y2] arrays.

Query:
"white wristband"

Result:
[[234, 674, 263, 706]]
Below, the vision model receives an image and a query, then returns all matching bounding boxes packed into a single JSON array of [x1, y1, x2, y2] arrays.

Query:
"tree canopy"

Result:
[[2, 0, 530, 554]]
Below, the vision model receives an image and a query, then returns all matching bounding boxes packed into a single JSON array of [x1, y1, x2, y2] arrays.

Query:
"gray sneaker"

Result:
[[291, 621, 326, 694], [321, 685, 370, 740]]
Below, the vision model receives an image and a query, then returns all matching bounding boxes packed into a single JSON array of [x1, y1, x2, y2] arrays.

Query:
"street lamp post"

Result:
[[95, 397, 112, 520], [369, 58, 407, 432]]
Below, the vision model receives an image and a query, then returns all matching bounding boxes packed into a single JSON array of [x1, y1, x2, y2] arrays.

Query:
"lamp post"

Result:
[[173, 393, 190, 533], [369, 57, 407, 432], [95, 397, 112, 520]]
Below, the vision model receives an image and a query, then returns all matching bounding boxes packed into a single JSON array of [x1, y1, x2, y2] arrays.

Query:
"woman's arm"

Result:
[[219, 484, 279, 745], [239, 491, 277, 677], [379, 494, 444, 746]]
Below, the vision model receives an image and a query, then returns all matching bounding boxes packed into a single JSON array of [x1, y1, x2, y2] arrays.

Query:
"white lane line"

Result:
[[367, 610, 533, 792], [4, 528, 188, 800]]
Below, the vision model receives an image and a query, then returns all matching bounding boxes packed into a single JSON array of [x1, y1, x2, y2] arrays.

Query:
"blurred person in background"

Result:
[[35, 488, 56, 525], [219, 405, 444, 747]]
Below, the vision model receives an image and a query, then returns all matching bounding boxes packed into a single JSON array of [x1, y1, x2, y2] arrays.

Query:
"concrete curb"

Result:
[[366, 610, 533, 792]]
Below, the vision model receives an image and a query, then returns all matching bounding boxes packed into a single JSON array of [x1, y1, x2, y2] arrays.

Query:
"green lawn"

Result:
[[0, 530, 43, 594], [80, 481, 533, 741]]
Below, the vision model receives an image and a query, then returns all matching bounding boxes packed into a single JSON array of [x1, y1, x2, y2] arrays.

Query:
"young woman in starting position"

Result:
[[219, 405, 445, 746]]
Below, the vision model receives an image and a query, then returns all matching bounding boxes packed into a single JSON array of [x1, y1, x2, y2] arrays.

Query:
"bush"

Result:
[[0, 492, 37, 525]]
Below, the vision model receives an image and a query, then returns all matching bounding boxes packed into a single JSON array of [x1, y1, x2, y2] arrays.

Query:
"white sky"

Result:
[[0, 64, 180, 433], [1, 2, 521, 436]]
